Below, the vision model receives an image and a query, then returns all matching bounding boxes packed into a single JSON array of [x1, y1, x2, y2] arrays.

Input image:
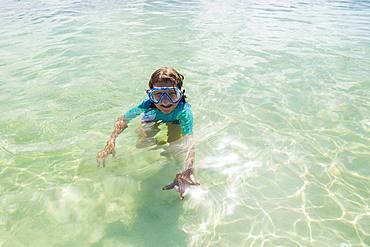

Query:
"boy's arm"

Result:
[[178, 106, 197, 182], [179, 134, 197, 184], [184, 134, 195, 170], [96, 116, 128, 167], [96, 99, 150, 167], [109, 115, 128, 144], [162, 134, 198, 199]]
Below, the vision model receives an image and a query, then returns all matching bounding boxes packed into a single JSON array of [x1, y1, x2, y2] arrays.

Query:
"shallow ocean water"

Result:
[[0, 0, 370, 246]]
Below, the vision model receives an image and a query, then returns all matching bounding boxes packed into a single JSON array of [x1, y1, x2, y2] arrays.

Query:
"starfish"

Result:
[[162, 172, 200, 200]]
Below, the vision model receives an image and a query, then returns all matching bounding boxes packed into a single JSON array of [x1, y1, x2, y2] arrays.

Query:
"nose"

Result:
[[161, 94, 171, 104]]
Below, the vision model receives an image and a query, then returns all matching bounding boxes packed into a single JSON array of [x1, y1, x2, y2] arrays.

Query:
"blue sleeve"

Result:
[[123, 99, 152, 122], [178, 103, 193, 135]]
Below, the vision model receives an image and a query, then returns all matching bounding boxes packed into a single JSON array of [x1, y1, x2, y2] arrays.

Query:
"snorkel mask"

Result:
[[147, 87, 183, 104]]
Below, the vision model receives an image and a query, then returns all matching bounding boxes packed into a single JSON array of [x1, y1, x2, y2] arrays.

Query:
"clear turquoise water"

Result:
[[1, 0, 370, 246]]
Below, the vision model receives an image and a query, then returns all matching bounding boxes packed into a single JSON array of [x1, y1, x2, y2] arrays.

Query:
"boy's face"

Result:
[[152, 81, 181, 114]]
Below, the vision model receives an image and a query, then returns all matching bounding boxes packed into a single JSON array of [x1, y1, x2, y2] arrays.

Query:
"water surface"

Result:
[[1, 0, 370, 246]]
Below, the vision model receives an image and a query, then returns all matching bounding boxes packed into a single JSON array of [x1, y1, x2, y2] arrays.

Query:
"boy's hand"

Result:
[[179, 168, 198, 185], [162, 168, 199, 200], [96, 139, 116, 167]]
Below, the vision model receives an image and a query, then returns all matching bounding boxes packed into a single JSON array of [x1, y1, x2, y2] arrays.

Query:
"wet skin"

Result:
[[97, 80, 197, 200]]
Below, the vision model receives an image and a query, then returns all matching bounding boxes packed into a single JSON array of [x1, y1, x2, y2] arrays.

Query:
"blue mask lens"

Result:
[[147, 87, 183, 104]]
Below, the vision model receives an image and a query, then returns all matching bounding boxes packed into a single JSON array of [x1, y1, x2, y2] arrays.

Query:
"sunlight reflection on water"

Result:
[[0, 0, 370, 246]]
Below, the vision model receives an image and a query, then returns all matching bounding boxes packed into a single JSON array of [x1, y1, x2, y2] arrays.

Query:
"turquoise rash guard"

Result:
[[123, 99, 193, 135]]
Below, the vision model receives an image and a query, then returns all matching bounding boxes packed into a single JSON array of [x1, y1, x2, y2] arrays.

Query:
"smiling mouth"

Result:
[[160, 104, 172, 109]]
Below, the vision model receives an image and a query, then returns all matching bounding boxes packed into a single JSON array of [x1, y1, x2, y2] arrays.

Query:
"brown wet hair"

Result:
[[148, 67, 187, 107], [149, 67, 184, 89]]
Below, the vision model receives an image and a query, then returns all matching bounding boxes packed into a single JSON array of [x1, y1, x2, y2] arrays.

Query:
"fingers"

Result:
[[97, 158, 105, 167], [96, 147, 115, 168], [180, 174, 199, 186], [189, 174, 200, 185], [96, 151, 103, 167], [96, 151, 106, 167], [181, 168, 199, 185], [182, 168, 192, 177], [162, 173, 200, 200], [179, 193, 185, 200]]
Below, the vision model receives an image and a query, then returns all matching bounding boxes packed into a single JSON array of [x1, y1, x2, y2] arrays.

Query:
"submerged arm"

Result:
[[162, 134, 199, 199], [96, 116, 128, 167], [111, 116, 128, 141], [184, 134, 195, 170], [96, 99, 149, 167], [178, 106, 197, 183], [180, 134, 198, 184]]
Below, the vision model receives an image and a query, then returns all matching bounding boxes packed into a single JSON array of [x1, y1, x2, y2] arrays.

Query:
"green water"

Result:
[[1, 0, 370, 246]]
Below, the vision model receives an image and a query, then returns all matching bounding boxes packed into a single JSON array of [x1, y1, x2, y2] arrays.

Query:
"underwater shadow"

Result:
[[96, 157, 187, 247]]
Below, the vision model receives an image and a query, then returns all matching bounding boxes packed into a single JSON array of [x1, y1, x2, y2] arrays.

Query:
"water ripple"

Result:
[[1, 0, 369, 246]]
